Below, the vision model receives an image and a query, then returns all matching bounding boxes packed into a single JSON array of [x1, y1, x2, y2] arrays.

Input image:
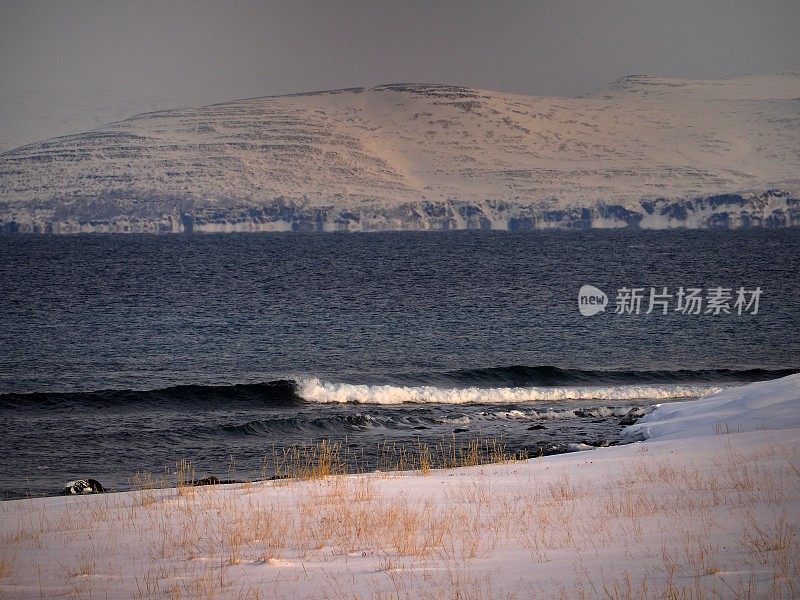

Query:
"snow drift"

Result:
[[621, 372, 800, 442]]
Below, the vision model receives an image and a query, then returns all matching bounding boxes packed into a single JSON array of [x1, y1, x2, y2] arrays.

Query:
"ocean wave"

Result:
[[419, 366, 796, 387], [1, 367, 793, 408], [220, 413, 380, 436], [0, 380, 302, 409], [211, 404, 657, 437], [296, 378, 725, 405], [480, 406, 652, 420]]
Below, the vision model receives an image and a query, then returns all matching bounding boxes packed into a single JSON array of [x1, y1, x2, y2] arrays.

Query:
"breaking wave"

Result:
[[1, 367, 793, 408], [296, 378, 724, 405], [295, 366, 794, 405]]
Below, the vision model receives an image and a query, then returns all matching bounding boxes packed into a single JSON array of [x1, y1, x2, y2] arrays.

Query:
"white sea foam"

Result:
[[435, 416, 471, 425], [485, 410, 528, 420], [297, 378, 724, 405]]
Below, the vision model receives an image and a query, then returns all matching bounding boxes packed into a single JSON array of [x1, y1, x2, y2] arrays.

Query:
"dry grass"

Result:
[[271, 435, 526, 478], [129, 470, 167, 508], [1, 436, 798, 599], [0, 549, 14, 579], [176, 458, 196, 497], [275, 439, 347, 481]]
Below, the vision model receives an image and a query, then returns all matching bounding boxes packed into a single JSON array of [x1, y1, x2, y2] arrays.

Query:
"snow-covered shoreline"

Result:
[[621, 373, 800, 443], [1, 374, 798, 598]]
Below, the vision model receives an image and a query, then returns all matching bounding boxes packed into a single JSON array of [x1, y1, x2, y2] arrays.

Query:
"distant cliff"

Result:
[[1, 75, 799, 233]]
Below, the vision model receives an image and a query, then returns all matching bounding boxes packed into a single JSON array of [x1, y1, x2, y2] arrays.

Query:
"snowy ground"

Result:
[[1, 375, 798, 599]]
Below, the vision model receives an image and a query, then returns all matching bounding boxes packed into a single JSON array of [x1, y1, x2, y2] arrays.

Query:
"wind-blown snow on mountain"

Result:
[[1, 74, 799, 233]]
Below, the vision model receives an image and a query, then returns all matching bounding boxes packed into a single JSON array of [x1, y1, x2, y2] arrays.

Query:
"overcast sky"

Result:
[[1, 0, 799, 148]]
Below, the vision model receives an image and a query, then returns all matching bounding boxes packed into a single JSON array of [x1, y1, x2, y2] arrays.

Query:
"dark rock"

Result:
[[619, 407, 645, 426], [63, 478, 105, 495], [191, 476, 221, 486]]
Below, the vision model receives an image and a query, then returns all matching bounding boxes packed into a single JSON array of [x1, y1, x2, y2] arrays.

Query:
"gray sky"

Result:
[[1, 0, 799, 148]]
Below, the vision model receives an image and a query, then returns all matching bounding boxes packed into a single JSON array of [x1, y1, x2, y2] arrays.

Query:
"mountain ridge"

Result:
[[1, 74, 798, 233]]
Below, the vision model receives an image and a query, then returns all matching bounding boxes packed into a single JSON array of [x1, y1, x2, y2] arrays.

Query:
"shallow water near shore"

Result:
[[1, 229, 798, 499]]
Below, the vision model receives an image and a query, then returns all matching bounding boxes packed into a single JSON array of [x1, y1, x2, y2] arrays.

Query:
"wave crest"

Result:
[[296, 378, 724, 405], [3, 367, 792, 407]]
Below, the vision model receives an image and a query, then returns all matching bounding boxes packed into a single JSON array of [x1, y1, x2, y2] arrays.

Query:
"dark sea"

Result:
[[1, 229, 798, 499]]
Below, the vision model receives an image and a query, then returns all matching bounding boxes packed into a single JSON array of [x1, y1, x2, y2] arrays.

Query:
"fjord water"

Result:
[[1, 230, 798, 499]]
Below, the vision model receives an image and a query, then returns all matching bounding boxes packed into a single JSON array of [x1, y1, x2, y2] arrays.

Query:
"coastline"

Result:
[[3, 6, 799, 600], [1, 375, 798, 598]]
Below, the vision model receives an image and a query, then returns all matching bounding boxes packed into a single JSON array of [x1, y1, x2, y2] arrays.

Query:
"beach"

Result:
[[2, 375, 798, 599]]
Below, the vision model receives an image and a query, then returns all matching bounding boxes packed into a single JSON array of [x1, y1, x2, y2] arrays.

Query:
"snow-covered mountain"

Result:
[[1, 74, 799, 233], [0, 89, 181, 155]]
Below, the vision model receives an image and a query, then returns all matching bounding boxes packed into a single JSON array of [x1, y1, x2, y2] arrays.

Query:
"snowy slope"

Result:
[[1, 74, 799, 233], [622, 373, 800, 442]]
